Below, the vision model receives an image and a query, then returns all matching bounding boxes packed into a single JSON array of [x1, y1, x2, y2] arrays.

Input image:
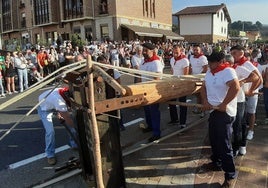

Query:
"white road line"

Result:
[[8, 145, 70, 169], [123, 118, 144, 127]]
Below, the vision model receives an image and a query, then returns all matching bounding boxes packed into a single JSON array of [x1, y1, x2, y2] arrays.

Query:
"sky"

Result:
[[172, 0, 268, 25]]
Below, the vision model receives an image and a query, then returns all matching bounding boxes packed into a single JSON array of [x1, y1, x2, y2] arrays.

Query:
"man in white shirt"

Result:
[[131, 45, 144, 83], [140, 42, 163, 142], [168, 45, 189, 128], [201, 51, 240, 188], [38, 87, 77, 165]]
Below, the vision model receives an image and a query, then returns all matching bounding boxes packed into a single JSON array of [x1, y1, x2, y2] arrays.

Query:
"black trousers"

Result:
[[169, 96, 187, 125], [209, 110, 237, 180]]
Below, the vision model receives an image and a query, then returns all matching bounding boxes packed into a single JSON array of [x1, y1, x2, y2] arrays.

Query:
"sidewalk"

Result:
[[123, 97, 268, 188]]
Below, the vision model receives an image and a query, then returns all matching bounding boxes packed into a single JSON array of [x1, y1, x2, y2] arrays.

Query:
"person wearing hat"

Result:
[[140, 42, 163, 142], [201, 51, 240, 188], [38, 87, 77, 165]]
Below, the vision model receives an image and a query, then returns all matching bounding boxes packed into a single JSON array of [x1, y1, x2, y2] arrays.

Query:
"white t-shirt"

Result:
[[190, 55, 208, 74], [140, 59, 163, 82], [241, 61, 261, 92], [131, 54, 144, 69], [234, 65, 251, 102], [170, 57, 189, 76], [205, 67, 238, 117], [39, 88, 68, 112]]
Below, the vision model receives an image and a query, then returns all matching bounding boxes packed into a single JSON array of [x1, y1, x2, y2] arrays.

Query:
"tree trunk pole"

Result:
[[87, 55, 104, 188]]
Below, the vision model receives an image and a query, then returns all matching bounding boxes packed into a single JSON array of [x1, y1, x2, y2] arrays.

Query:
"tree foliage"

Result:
[[230, 20, 263, 31]]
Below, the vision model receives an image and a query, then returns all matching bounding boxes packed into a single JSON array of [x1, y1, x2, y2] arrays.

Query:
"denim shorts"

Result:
[[246, 95, 258, 114]]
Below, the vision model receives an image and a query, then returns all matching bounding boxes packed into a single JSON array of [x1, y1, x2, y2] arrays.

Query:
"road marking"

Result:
[[237, 166, 267, 176], [123, 118, 144, 127], [8, 145, 70, 169]]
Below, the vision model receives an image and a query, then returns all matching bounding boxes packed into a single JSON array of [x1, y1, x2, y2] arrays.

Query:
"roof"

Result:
[[121, 24, 184, 40], [173, 3, 231, 23]]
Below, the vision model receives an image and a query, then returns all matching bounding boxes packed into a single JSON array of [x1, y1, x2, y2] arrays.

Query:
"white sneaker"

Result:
[[180, 124, 186, 129], [247, 130, 254, 140], [239, 146, 246, 155]]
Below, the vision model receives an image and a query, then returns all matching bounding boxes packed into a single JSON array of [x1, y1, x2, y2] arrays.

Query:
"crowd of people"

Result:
[[1, 39, 268, 187]]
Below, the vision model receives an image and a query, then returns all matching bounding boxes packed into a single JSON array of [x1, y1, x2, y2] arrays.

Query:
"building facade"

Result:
[[0, 0, 182, 50], [173, 3, 231, 44]]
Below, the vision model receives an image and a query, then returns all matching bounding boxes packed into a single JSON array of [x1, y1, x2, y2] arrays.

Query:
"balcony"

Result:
[[99, 2, 108, 15], [19, 2, 25, 9], [21, 19, 26, 28]]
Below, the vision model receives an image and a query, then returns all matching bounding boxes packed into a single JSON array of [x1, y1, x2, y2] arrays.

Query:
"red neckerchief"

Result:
[[252, 61, 258, 67], [143, 54, 160, 65], [194, 53, 204, 58], [58, 87, 70, 107], [233, 56, 247, 69], [211, 62, 231, 75], [174, 54, 186, 65]]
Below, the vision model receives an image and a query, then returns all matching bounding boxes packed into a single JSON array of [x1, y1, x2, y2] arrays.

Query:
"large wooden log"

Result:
[[123, 78, 202, 105]]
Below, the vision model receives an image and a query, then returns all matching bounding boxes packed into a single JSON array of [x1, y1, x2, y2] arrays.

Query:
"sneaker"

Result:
[[200, 112, 205, 118], [8, 92, 12, 95], [0, 94, 6, 98], [148, 135, 161, 142], [233, 150, 239, 157], [200, 162, 222, 171], [192, 107, 202, 114], [142, 127, 153, 133], [180, 124, 187, 129], [221, 178, 235, 188], [47, 157, 57, 165], [168, 120, 179, 125], [13, 91, 18, 94], [239, 146, 246, 155], [247, 130, 254, 140]]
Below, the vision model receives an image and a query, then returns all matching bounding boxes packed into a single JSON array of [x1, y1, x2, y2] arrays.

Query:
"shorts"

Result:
[[246, 95, 258, 114]]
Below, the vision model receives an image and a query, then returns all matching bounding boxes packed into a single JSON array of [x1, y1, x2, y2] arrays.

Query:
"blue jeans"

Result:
[[263, 87, 268, 118], [0, 78, 4, 95], [144, 103, 161, 137], [38, 107, 77, 158], [38, 108, 55, 158], [17, 68, 28, 92]]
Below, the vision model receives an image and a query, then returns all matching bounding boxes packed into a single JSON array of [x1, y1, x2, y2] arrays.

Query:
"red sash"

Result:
[[211, 63, 230, 75], [233, 56, 247, 69], [143, 54, 160, 65], [174, 55, 186, 65]]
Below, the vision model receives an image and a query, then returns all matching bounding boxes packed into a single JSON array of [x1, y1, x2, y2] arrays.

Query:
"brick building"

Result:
[[0, 0, 182, 50]]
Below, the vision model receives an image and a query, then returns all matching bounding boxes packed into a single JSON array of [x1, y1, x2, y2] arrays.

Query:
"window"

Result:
[[64, 0, 83, 19], [34, 0, 50, 25], [221, 12, 223, 21], [145, 0, 148, 17], [99, 0, 108, 14], [21, 13, 26, 28], [217, 12, 219, 18], [152, 0, 155, 18], [100, 25, 109, 39], [2, 0, 12, 31]]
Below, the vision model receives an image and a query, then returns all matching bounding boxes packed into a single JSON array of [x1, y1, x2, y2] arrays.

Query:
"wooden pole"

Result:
[[87, 55, 104, 188], [166, 101, 219, 110]]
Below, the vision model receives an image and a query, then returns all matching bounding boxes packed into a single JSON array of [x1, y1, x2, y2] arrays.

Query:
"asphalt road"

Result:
[[0, 85, 71, 170]]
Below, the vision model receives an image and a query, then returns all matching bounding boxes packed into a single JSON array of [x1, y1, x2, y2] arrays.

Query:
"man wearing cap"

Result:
[[201, 51, 240, 188], [140, 42, 163, 142], [38, 87, 77, 165]]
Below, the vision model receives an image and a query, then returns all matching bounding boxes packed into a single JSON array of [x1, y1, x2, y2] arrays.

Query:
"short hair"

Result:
[[207, 51, 225, 62], [230, 45, 245, 52], [225, 54, 234, 63], [97, 55, 107, 62]]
